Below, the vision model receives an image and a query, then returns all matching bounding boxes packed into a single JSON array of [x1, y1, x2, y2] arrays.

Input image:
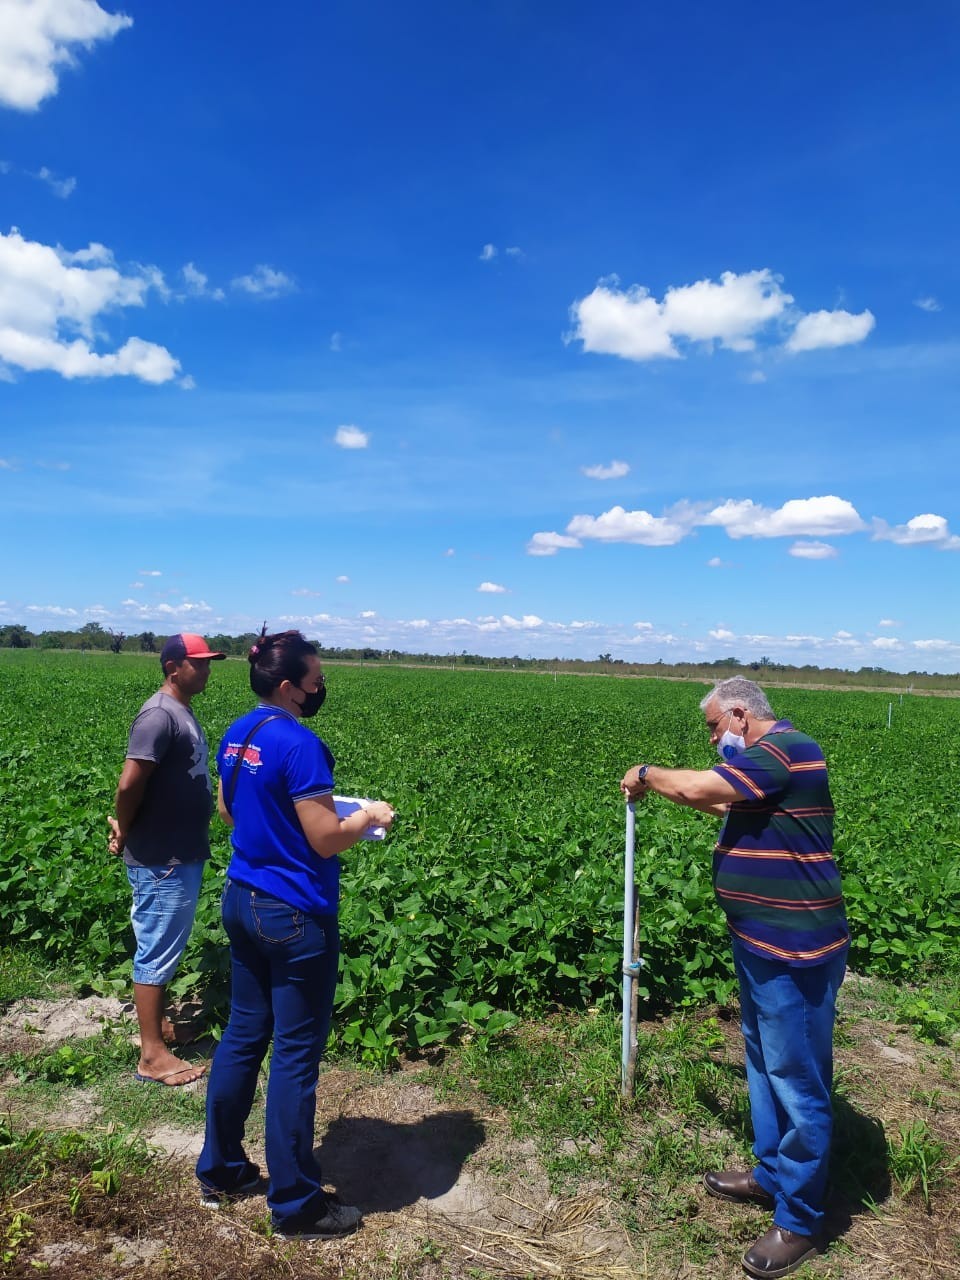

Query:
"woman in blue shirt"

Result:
[[196, 630, 394, 1239]]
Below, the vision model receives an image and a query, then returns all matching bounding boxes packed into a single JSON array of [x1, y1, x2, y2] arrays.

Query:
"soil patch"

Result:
[[0, 996, 132, 1052], [1, 985, 959, 1279]]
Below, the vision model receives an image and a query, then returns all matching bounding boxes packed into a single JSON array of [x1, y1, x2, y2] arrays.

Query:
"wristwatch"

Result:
[[636, 765, 650, 785]]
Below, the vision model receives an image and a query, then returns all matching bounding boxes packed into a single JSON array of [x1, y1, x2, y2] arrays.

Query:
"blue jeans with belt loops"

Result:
[[733, 938, 847, 1238], [196, 879, 340, 1226]]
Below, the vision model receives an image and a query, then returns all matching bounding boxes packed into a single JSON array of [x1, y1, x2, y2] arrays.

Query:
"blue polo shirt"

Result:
[[218, 705, 338, 916]]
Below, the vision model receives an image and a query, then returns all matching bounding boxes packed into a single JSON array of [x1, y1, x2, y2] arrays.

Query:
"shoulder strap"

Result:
[[225, 714, 283, 816]]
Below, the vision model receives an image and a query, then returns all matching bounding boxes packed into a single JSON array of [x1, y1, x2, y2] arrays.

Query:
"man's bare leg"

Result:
[[133, 982, 205, 1084]]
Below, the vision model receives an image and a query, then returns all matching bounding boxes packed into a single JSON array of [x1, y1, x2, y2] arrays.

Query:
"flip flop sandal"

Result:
[[134, 1064, 206, 1087]]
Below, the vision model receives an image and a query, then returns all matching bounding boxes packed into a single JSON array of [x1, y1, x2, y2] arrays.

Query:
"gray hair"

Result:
[[699, 677, 775, 719]]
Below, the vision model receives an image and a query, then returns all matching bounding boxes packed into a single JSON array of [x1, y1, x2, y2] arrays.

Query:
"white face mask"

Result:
[[716, 711, 746, 761]]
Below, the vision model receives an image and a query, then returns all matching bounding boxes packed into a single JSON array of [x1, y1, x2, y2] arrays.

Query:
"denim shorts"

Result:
[[126, 862, 205, 985]]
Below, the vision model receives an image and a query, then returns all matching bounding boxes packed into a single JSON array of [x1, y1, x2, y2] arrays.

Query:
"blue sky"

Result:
[[1, 2, 959, 671]]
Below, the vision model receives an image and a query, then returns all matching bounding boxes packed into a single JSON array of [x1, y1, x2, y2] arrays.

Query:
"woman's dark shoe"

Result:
[[199, 1162, 264, 1209], [273, 1201, 362, 1240]]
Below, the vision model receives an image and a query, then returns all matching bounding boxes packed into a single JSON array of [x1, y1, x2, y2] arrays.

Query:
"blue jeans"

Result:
[[195, 879, 340, 1226], [733, 939, 847, 1237], [126, 861, 205, 985]]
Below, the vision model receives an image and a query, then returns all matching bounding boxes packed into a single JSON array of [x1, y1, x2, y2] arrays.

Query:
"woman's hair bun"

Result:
[[247, 621, 270, 665]]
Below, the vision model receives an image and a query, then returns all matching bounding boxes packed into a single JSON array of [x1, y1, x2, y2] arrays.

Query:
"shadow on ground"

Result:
[[825, 1093, 891, 1250], [316, 1109, 485, 1212]]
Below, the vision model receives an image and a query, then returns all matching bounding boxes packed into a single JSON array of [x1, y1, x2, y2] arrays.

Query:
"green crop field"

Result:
[[2, 649, 959, 1065]]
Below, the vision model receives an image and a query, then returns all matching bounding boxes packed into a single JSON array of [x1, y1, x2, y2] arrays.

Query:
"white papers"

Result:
[[333, 795, 387, 840]]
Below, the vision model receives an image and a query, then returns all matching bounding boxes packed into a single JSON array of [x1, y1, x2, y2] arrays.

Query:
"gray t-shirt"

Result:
[[122, 691, 213, 867]]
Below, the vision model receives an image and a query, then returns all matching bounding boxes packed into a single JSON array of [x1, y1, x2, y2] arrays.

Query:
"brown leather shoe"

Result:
[[742, 1226, 820, 1278], [703, 1169, 775, 1208]]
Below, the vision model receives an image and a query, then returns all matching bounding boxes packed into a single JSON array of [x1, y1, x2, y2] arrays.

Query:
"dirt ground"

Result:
[[1, 985, 958, 1280]]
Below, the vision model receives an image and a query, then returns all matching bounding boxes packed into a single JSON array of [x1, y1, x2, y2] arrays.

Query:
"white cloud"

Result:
[[0, 228, 179, 383], [744, 369, 767, 384], [633, 621, 653, 631], [360, 610, 376, 618], [129, 581, 143, 589], [913, 638, 958, 652], [32, 166, 76, 198], [0, 331, 178, 382], [566, 502, 698, 546], [336, 575, 350, 583], [334, 425, 368, 449], [329, 330, 342, 352], [878, 618, 900, 628], [660, 269, 790, 350], [153, 599, 213, 617], [534, 497, 779, 554], [25, 603, 79, 616], [705, 496, 865, 540], [69, 242, 112, 265], [444, 548, 455, 557], [785, 308, 875, 353], [572, 269, 878, 363], [569, 268, 792, 362], [495, 614, 543, 630], [0, 0, 132, 112], [872, 513, 960, 550], [138, 569, 162, 576], [477, 581, 507, 594], [834, 630, 854, 641], [524, 492, 960, 564], [505, 246, 524, 259], [569, 281, 678, 362], [914, 296, 942, 313], [181, 262, 224, 300], [789, 540, 838, 560], [479, 244, 497, 262], [581, 460, 630, 480], [231, 264, 295, 298], [872, 636, 902, 650], [526, 531, 582, 557], [291, 587, 322, 597], [710, 627, 736, 641], [182, 262, 207, 292], [0, 457, 69, 471]]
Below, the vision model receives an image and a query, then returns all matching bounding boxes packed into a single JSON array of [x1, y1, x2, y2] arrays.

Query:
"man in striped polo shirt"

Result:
[[621, 677, 849, 1279]]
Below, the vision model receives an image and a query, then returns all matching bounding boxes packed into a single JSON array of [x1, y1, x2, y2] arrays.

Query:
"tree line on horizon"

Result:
[[0, 621, 957, 690]]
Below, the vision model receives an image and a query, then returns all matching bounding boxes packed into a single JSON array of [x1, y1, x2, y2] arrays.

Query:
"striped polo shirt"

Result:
[[712, 720, 849, 967]]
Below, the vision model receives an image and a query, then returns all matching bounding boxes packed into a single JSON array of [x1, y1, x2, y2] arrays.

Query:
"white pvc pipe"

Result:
[[621, 801, 636, 1097]]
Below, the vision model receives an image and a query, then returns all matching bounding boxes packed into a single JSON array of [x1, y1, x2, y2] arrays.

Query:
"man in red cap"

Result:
[[109, 634, 226, 1085]]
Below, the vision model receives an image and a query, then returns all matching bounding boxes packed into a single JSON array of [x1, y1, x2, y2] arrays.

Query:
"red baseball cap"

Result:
[[160, 633, 227, 667]]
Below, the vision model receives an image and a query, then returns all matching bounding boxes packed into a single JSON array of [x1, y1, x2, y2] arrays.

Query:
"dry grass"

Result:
[[1, 977, 958, 1279]]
